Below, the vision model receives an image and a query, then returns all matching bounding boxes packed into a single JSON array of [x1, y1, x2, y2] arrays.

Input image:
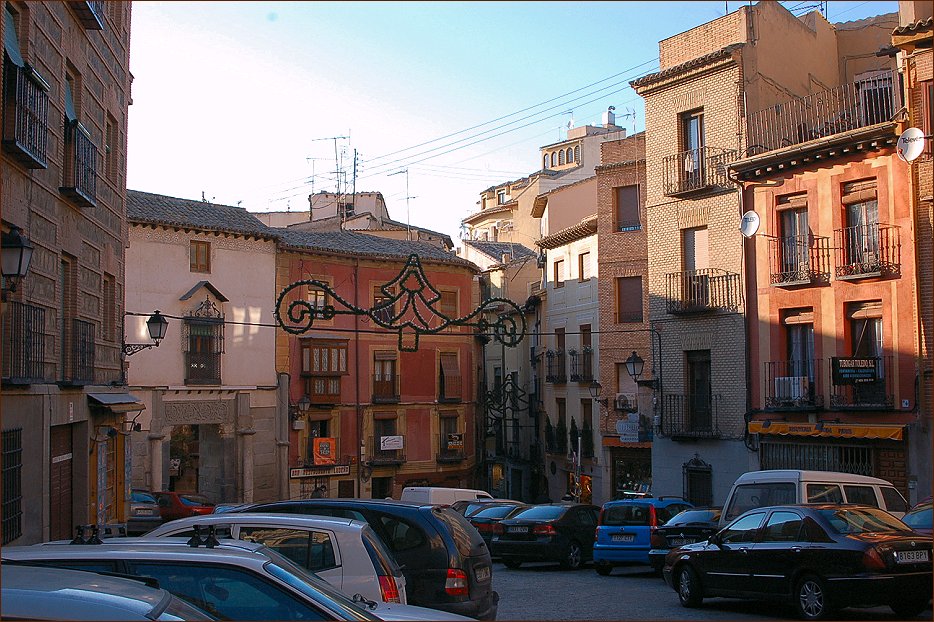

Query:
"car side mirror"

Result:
[[707, 533, 721, 546]]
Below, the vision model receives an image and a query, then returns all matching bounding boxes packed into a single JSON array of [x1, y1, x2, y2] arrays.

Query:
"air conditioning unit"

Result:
[[614, 393, 638, 412], [774, 376, 809, 402]]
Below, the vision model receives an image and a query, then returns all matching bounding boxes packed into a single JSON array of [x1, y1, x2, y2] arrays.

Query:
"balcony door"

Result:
[[851, 310, 885, 405], [780, 208, 809, 278], [686, 350, 711, 432], [681, 109, 705, 187], [844, 199, 879, 267], [682, 227, 709, 309]]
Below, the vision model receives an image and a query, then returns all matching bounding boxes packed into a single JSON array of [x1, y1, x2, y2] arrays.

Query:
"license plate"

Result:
[[896, 550, 930, 563], [611, 534, 635, 543], [669, 538, 694, 546], [507, 526, 528, 534], [135, 509, 154, 516], [475, 566, 491, 582]]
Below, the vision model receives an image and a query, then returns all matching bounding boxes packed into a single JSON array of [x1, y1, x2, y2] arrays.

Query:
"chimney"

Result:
[[603, 106, 616, 128], [501, 253, 512, 264]]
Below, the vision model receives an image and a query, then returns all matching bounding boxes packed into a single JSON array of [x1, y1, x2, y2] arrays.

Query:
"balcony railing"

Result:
[[69, 1, 105, 29], [2, 301, 47, 384], [63, 319, 95, 385], [830, 355, 894, 410], [763, 359, 824, 410], [569, 350, 593, 382], [665, 269, 741, 314], [662, 146, 737, 196], [661, 393, 723, 440], [60, 120, 97, 208], [369, 435, 405, 465], [2, 62, 50, 169], [834, 224, 900, 279], [436, 433, 466, 463], [372, 374, 400, 403], [185, 352, 221, 385], [746, 70, 901, 153], [768, 235, 831, 286], [545, 351, 567, 383], [439, 374, 462, 402]]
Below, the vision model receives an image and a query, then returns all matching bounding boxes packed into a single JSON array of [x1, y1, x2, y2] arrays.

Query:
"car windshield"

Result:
[[665, 509, 720, 526], [903, 506, 932, 529], [132, 491, 157, 504], [818, 507, 914, 534], [474, 505, 521, 519], [602, 504, 651, 526], [180, 495, 212, 507], [511, 505, 566, 520]]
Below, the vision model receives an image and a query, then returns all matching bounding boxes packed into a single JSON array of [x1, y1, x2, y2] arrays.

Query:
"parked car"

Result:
[[451, 498, 522, 517], [399, 487, 492, 506], [903, 500, 933, 535], [646, 507, 721, 572], [153, 491, 215, 522], [214, 502, 252, 514], [663, 504, 933, 620], [468, 502, 530, 553], [127, 489, 164, 536], [233, 498, 498, 620], [1, 537, 474, 621], [146, 512, 408, 604], [592, 496, 693, 575], [1, 563, 215, 621], [490, 502, 599, 570]]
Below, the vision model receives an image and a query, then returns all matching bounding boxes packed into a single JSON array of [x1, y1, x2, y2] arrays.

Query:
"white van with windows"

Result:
[[719, 469, 909, 527], [400, 487, 492, 506]]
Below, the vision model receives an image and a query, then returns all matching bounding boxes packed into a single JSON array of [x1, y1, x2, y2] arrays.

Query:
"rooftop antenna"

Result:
[[618, 107, 637, 134], [388, 168, 415, 240]]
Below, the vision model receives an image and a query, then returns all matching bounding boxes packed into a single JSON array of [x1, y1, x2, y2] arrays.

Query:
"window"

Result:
[[556, 398, 567, 453], [497, 190, 506, 204], [439, 290, 457, 317], [578, 251, 591, 281], [806, 483, 843, 504], [681, 108, 705, 185], [762, 511, 803, 542], [843, 190, 880, 268], [615, 185, 640, 231], [684, 459, 713, 507], [372, 286, 394, 323], [373, 416, 401, 462], [558, 150, 565, 165], [615, 276, 643, 323], [439, 352, 461, 401], [550, 152, 557, 167], [855, 70, 894, 126], [373, 351, 398, 402], [681, 226, 710, 308], [102, 273, 116, 342], [686, 350, 712, 431], [574, 145, 580, 162], [784, 308, 814, 381], [60, 69, 97, 207], [184, 318, 223, 385], [543, 155, 549, 169], [553, 259, 564, 288], [2, 428, 22, 544], [566, 147, 573, 163], [105, 113, 118, 179], [2, 5, 51, 169], [304, 418, 329, 465], [190, 240, 210, 273], [720, 511, 765, 544], [239, 527, 336, 572], [843, 485, 878, 507], [439, 412, 461, 459]]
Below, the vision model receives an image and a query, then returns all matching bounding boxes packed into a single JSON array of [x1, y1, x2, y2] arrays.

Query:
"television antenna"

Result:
[[617, 107, 637, 134], [388, 169, 417, 240]]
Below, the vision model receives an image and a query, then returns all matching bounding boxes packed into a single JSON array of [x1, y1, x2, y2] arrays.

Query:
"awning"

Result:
[[4, 9, 25, 68], [748, 420, 903, 441], [602, 438, 652, 448], [88, 393, 146, 414]]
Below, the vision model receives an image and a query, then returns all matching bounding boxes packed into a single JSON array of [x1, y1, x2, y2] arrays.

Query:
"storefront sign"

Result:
[[313, 437, 336, 465], [290, 465, 350, 478], [380, 435, 404, 451], [832, 357, 878, 384], [446, 433, 464, 449], [616, 414, 640, 443]]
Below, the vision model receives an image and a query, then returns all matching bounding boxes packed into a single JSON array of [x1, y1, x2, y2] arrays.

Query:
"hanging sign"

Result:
[[832, 357, 879, 385], [313, 437, 336, 465], [380, 435, 404, 451]]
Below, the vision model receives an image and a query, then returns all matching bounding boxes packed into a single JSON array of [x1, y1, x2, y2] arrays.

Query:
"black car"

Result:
[[490, 503, 599, 570], [663, 503, 933, 620], [647, 507, 721, 572], [469, 503, 530, 554], [233, 498, 498, 620], [451, 498, 522, 517]]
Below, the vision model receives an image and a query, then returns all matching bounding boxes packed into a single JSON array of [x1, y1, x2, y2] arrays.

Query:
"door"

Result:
[[780, 208, 809, 278], [682, 227, 709, 309], [851, 315, 885, 404], [681, 110, 705, 189], [235, 525, 343, 592], [747, 510, 805, 596], [702, 511, 765, 593], [845, 200, 879, 267], [49, 425, 73, 541], [686, 351, 712, 432]]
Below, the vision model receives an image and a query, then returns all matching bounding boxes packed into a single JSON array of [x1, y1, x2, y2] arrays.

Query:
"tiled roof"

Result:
[[630, 43, 744, 89], [127, 190, 274, 238], [464, 240, 537, 262], [893, 16, 933, 34], [274, 228, 477, 269], [538, 216, 598, 250]]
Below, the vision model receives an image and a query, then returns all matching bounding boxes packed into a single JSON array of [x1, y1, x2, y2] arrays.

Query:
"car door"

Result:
[[236, 525, 343, 593], [575, 507, 598, 557], [701, 511, 765, 594], [746, 509, 805, 596]]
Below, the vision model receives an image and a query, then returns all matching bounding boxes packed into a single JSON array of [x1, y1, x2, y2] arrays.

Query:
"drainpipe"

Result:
[[276, 372, 290, 499], [354, 259, 363, 497]]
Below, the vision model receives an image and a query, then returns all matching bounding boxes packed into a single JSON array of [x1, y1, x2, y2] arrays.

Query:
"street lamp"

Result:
[[123, 311, 169, 357], [624, 351, 645, 382], [297, 395, 311, 414], [1, 226, 34, 302], [588, 380, 608, 407]]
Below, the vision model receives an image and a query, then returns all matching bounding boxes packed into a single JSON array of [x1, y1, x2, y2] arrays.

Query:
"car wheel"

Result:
[[794, 574, 830, 621], [594, 562, 612, 576], [503, 559, 522, 569], [560, 541, 583, 570], [677, 565, 703, 608], [890, 597, 930, 619]]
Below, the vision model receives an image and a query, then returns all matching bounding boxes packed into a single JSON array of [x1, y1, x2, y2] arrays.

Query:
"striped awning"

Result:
[[748, 420, 903, 441]]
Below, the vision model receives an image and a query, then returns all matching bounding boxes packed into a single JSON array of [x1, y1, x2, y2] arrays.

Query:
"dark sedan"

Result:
[[663, 504, 932, 620], [490, 503, 599, 570], [647, 507, 721, 572], [469, 502, 530, 554]]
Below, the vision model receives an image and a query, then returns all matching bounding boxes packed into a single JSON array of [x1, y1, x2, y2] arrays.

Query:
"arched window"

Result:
[[558, 150, 565, 165], [574, 145, 581, 163], [550, 152, 557, 167], [543, 155, 549, 169], [566, 148, 573, 163]]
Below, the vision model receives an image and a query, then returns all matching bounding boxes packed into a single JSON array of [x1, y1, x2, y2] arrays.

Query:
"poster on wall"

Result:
[[313, 437, 336, 465]]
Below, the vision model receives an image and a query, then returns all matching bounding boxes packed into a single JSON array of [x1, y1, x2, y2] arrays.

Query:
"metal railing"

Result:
[[834, 224, 900, 279], [545, 351, 567, 383], [763, 359, 824, 409], [65, 319, 95, 385], [372, 374, 400, 402], [662, 393, 722, 439], [768, 235, 831, 286], [60, 120, 97, 208], [369, 435, 405, 465], [69, 1, 106, 29], [2, 301, 47, 383], [830, 355, 894, 410], [569, 350, 593, 382], [185, 352, 221, 385], [665, 268, 741, 314], [746, 69, 900, 152], [2, 63, 50, 169], [662, 146, 737, 196]]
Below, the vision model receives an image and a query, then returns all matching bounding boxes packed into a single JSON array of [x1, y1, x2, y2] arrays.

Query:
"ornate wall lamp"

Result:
[[588, 380, 608, 407], [123, 311, 169, 357], [1, 226, 34, 302], [625, 350, 657, 388]]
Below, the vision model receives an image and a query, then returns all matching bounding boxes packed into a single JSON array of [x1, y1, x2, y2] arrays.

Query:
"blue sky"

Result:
[[127, 1, 899, 246]]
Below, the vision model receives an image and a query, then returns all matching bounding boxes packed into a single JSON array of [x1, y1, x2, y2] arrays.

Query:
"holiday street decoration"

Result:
[[275, 253, 526, 352]]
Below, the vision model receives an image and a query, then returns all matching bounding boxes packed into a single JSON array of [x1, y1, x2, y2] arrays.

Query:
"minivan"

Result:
[[719, 469, 909, 527], [399, 487, 493, 506]]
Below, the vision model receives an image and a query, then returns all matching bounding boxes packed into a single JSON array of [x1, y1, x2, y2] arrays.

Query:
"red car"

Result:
[[153, 491, 215, 522]]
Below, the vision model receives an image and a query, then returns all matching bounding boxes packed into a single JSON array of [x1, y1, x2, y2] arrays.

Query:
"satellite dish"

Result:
[[740, 210, 760, 238], [897, 127, 925, 162]]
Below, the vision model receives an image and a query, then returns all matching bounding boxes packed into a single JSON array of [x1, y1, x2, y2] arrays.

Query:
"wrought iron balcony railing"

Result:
[[569, 350, 593, 382], [545, 351, 567, 384], [2, 301, 48, 384], [746, 69, 901, 153], [834, 224, 900, 279], [763, 359, 824, 410], [63, 319, 95, 385], [185, 352, 221, 385], [60, 120, 97, 208], [661, 393, 722, 440], [439, 374, 462, 402], [372, 374, 400, 403], [665, 269, 741, 314], [369, 435, 405, 465], [662, 146, 737, 196], [829, 355, 894, 410], [768, 235, 831, 286], [69, 1, 105, 29], [436, 433, 466, 463], [2, 62, 50, 169]]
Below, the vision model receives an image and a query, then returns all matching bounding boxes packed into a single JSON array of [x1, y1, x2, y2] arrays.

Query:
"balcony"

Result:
[[830, 355, 894, 410], [662, 146, 737, 196], [569, 349, 593, 383], [69, 1, 105, 29], [304, 375, 341, 405], [545, 351, 567, 384], [2, 301, 48, 384], [185, 352, 221, 385], [665, 269, 741, 314], [369, 435, 405, 466], [768, 235, 831, 286], [2, 63, 50, 169], [661, 393, 723, 440], [834, 224, 900, 280], [60, 120, 97, 208], [438, 374, 462, 403], [763, 360, 824, 410], [436, 433, 466, 463], [62, 319, 95, 386], [372, 374, 400, 403], [746, 70, 900, 153]]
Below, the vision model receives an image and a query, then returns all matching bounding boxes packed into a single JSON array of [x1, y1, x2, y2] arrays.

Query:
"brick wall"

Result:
[[659, 7, 747, 69]]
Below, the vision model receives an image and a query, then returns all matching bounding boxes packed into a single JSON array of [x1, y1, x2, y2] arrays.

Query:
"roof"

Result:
[[463, 240, 536, 263], [538, 216, 598, 250], [630, 43, 744, 90], [893, 15, 933, 35], [127, 190, 275, 238]]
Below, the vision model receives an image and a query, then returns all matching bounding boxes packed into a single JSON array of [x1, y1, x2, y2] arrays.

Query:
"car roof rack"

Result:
[[71, 524, 104, 545], [187, 524, 220, 549]]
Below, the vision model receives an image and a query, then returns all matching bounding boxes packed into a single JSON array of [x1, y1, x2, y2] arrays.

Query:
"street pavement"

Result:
[[491, 561, 932, 621]]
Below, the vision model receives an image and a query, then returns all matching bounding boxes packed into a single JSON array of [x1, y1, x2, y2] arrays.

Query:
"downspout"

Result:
[[276, 371, 290, 499], [354, 258, 363, 497]]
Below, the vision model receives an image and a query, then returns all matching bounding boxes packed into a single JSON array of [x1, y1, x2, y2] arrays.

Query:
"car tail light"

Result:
[[650, 528, 666, 548], [377, 575, 401, 603], [648, 505, 657, 527], [862, 547, 887, 571], [444, 568, 469, 597], [533, 524, 558, 536], [492, 523, 504, 535], [597, 508, 605, 526]]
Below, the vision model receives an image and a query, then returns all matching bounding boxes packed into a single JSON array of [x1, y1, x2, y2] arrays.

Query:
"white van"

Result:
[[719, 469, 909, 527], [400, 486, 493, 506]]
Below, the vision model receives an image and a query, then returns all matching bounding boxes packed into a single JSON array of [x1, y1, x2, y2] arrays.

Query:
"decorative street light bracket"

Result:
[[123, 310, 169, 357]]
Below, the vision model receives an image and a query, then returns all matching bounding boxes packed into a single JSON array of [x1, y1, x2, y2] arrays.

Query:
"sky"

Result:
[[127, 1, 900, 247]]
